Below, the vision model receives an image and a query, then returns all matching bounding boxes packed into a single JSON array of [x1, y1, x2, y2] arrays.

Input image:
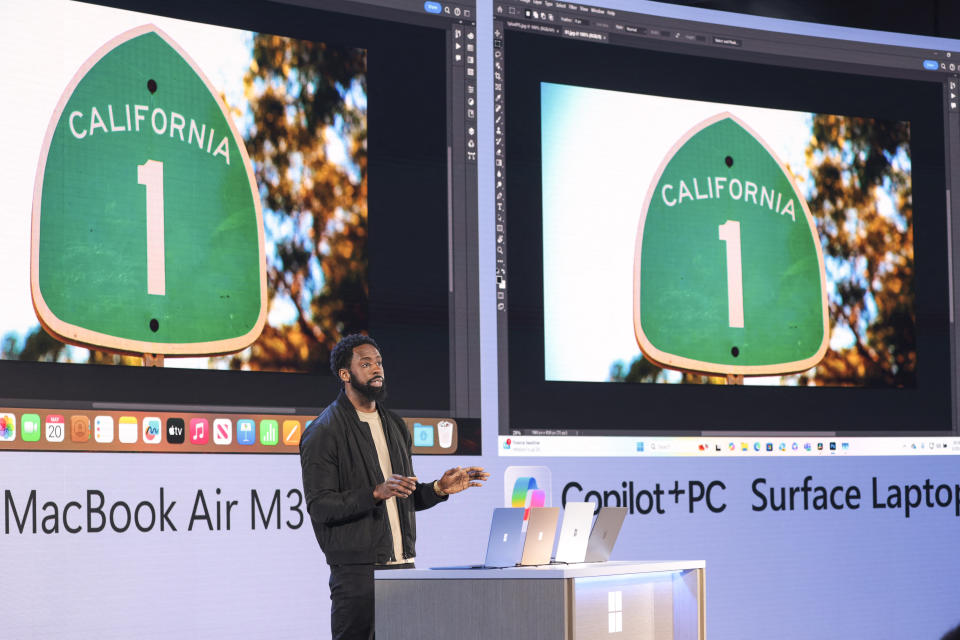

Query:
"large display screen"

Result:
[[496, 1, 957, 434], [0, 0, 481, 418]]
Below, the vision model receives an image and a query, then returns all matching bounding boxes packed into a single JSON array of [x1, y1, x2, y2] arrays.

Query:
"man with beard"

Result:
[[300, 334, 488, 640]]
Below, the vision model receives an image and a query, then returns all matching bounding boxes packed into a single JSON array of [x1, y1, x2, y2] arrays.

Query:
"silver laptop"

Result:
[[553, 502, 596, 564], [431, 507, 526, 569], [583, 506, 627, 562], [518, 507, 560, 566]]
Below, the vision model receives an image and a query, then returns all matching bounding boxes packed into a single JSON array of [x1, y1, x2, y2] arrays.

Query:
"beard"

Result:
[[349, 375, 387, 402]]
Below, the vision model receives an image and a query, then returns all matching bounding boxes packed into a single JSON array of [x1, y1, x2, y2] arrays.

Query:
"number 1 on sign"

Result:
[[138, 159, 166, 296], [718, 220, 744, 328]]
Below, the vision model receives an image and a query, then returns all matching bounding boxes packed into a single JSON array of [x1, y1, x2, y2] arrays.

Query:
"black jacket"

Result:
[[299, 391, 446, 565]]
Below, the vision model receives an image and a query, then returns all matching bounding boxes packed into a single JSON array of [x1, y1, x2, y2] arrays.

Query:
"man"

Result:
[[300, 334, 488, 640]]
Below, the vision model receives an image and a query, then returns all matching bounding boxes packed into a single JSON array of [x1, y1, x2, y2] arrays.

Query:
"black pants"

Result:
[[329, 563, 414, 640]]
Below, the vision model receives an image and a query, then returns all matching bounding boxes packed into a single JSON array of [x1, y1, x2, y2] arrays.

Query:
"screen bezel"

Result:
[[1, 0, 456, 412]]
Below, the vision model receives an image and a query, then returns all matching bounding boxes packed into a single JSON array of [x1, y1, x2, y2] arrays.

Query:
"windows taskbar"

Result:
[[498, 435, 960, 457]]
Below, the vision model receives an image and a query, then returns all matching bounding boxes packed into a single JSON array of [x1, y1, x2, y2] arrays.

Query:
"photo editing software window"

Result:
[[0, 0, 481, 456], [492, 0, 960, 454]]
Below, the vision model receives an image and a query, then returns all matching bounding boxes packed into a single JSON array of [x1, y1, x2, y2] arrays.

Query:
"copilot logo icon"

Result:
[[503, 466, 552, 522]]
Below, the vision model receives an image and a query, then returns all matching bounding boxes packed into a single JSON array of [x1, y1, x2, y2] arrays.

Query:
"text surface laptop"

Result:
[[431, 507, 525, 569], [553, 502, 596, 564], [584, 506, 627, 562], [518, 507, 560, 566]]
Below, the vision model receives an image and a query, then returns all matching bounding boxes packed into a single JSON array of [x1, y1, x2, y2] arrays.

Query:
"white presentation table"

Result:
[[375, 560, 705, 639]]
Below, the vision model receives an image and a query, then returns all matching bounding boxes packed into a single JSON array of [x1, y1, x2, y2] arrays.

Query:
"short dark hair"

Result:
[[330, 334, 380, 383]]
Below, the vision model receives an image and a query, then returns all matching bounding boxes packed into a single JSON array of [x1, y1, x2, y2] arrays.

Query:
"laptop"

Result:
[[431, 507, 526, 569], [518, 507, 561, 566], [552, 502, 596, 564], [583, 506, 627, 562]]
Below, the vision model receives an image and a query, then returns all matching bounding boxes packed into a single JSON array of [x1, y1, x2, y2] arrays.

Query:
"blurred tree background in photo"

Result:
[[611, 113, 915, 387], [803, 115, 913, 387], [228, 34, 368, 372]]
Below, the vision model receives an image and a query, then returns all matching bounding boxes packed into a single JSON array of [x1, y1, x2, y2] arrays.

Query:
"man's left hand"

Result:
[[437, 466, 490, 495]]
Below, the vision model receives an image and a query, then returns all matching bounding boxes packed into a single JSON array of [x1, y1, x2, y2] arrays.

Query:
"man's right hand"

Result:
[[373, 474, 418, 501]]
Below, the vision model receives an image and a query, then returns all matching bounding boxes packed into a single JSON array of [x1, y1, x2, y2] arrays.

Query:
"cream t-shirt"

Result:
[[357, 409, 411, 565]]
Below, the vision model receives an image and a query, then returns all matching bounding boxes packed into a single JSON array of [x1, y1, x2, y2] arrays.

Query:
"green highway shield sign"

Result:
[[634, 113, 828, 376], [31, 25, 266, 356]]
